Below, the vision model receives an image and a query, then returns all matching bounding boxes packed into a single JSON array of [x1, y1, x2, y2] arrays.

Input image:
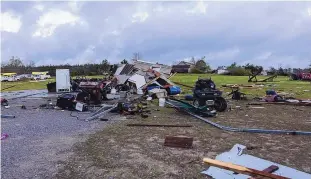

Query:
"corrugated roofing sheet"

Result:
[[120, 64, 135, 75]]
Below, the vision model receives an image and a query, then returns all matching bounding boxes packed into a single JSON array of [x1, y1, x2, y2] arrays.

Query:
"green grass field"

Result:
[[170, 74, 311, 99], [1, 74, 310, 99]]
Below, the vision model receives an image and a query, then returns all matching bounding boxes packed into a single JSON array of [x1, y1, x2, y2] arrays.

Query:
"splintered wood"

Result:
[[164, 136, 193, 149], [203, 158, 289, 179]]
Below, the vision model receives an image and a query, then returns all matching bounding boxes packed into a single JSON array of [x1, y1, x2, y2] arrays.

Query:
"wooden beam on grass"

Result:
[[203, 158, 289, 179], [164, 136, 193, 149]]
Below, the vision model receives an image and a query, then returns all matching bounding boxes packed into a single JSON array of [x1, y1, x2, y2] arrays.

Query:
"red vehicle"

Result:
[[291, 72, 311, 81], [300, 73, 311, 81]]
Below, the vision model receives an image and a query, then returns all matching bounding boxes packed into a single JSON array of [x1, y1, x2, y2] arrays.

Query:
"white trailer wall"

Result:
[[56, 69, 71, 93]]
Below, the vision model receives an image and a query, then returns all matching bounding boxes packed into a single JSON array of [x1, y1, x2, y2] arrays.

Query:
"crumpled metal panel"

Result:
[[202, 144, 311, 179]]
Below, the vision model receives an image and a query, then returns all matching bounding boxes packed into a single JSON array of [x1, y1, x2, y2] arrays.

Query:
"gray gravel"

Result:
[[1, 97, 119, 179]]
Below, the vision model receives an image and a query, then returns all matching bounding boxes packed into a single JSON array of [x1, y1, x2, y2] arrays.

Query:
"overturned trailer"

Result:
[[114, 60, 180, 95]]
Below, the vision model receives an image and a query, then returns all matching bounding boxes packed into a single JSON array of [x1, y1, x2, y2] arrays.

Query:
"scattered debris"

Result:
[[264, 90, 284, 102], [1, 98, 9, 106], [99, 118, 109, 121], [126, 124, 192, 127], [166, 99, 311, 135], [248, 106, 265, 109], [164, 136, 193, 149], [202, 144, 311, 179], [1, 133, 9, 140], [228, 87, 247, 100], [56, 93, 76, 110], [140, 113, 149, 118], [1, 114, 15, 118], [159, 98, 166, 107]]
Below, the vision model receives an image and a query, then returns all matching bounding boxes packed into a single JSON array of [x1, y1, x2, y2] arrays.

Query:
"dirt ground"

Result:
[[54, 100, 311, 179]]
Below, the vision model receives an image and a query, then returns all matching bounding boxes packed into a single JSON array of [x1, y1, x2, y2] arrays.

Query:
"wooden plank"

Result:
[[248, 165, 279, 179], [168, 72, 177, 79], [203, 158, 289, 179], [127, 124, 192, 127], [264, 102, 311, 107], [164, 136, 193, 149]]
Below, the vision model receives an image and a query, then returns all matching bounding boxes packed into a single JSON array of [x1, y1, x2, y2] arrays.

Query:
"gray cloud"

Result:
[[1, 1, 311, 68]]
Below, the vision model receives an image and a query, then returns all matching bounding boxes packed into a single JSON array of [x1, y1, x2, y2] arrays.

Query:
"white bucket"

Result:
[[159, 98, 166, 107], [111, 88, 116, 94]]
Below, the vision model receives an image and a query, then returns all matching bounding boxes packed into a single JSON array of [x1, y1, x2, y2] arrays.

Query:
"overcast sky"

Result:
[[1, 1, 311, 69]]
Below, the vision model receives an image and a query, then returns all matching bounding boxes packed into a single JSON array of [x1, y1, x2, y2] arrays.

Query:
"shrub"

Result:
[[190, 67, 205, 74], [227, 67, 249, 76]]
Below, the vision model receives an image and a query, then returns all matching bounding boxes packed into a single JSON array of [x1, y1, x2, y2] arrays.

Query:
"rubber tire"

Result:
[[214, 97, 227, 112]]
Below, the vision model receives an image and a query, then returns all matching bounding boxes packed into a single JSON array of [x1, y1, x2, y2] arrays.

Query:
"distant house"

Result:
[[216, 67, 229, 75], [261, 70, 268, 76], [172, 61, 195, 73]]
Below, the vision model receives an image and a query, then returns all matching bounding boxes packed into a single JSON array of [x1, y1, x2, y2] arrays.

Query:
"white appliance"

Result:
[[56, 69, 71, 93]]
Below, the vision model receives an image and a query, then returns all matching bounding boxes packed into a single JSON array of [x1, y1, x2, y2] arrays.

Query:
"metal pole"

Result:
[[166, 99, 311, 136]]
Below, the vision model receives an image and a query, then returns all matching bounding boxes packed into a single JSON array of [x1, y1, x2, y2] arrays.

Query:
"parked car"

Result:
[[0, 75, 20, 82], [31, 74, 50, 80]]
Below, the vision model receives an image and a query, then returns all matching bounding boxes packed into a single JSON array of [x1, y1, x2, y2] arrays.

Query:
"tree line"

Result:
[[222, 62, 311, 76], [2, 56, 310, 77], [1, 56, 129, 76]]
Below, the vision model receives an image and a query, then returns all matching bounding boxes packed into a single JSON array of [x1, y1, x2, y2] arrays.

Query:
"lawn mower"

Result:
[[192, 77, 228, 112]]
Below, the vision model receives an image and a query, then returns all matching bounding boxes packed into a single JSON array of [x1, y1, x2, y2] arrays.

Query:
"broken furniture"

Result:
[[164, 136, 193, 149], [202, 144, 311, 179]]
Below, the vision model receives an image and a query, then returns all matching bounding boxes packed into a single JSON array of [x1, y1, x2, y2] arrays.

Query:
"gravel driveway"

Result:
[[1, 97, 115, 179]]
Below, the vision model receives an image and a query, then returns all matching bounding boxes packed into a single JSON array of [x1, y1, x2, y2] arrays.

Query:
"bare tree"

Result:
[[5, 56, 24, 67], [190, 56, 196, 65], [28, 60, 36, 67]]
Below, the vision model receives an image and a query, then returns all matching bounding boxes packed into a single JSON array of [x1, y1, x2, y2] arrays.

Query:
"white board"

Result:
[[56, 69, 71, 93], [75, 102, 84, 112], [127, 74, 146, 89]]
